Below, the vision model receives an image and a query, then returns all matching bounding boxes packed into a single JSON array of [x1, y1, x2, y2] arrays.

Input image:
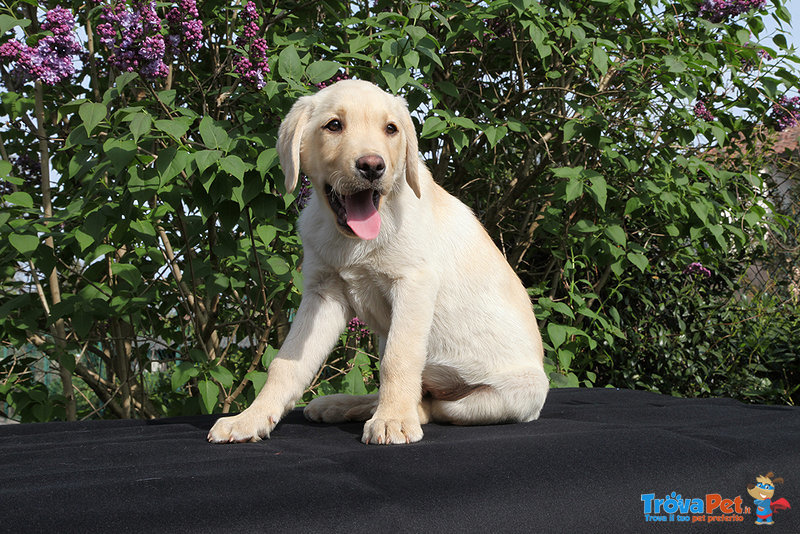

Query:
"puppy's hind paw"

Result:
[[304, 393, 378, 423]]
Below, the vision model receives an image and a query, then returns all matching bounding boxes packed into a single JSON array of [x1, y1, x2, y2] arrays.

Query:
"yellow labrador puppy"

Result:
[[208, 80, 548, 445]]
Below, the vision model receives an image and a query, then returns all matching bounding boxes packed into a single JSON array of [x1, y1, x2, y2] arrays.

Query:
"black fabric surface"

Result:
[[1, 388, 798, 533]]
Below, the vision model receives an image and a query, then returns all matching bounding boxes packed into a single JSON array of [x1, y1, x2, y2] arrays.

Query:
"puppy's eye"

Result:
[[324, 119, 342, 132], [386, 123, 398, 135]]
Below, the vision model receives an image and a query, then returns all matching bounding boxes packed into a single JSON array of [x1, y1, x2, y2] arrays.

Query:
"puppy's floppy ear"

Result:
[[395, 96, 421, 198], [277, 95, 313, 193]]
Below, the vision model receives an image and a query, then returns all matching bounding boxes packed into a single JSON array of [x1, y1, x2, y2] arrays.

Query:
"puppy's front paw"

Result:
[[362, 412, 423, 445], [207, 408, 279, 443]]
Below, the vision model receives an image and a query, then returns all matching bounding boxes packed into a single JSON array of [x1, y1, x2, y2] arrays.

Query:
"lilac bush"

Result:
[[2, 0, 799, 423]]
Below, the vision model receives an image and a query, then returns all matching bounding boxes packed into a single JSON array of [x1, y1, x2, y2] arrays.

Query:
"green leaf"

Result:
[[563, 120, 580, 142], [664, 55, 686, 73], [775, 5, 791, 24], [0, 14, 31, 34], [195, 149, 222, 174], [341, 354, 370, 396], [484, 125, 508, 147], [216, 200, 240, 229], [690, 200, 709, 223], [592, 45, 609, 76], [604, 225, 627, 247], [129, 220, 156, 238], [4, 191, 33, 209], [735, 28, 751, 46], [210, 365, 235, 389], [306, 61, 341, 83], [256, 224, 277, 247], [111, 262, 141, 288], [262, 345, 278, 368], [154, 119, 189, 140], [420, 116, 447, 138], [73, 228, 96, 252], [257, 148, 278, 175], [103, 138, 138, 173], [199, 116, 230, 150], [547, 323, 567, 350], [558, 348, 574, 371], [79, 102, 107, 135], [245, 371, 269, 395], [219, 155, 247, 182], [9, 233, 39, 256], [197, 380, 219, 414], [405, 25, 427, 44], [170, 362, 200, 390], [129, 113, 151, 142], [565, 177, 583, 203], [266, 255, 290, 275], [380, 66, 411, 94], [588, 174, 608, 210], [278, 45, 304, 82], [156, 146, 190, 183], [627, 252, 648, 272]]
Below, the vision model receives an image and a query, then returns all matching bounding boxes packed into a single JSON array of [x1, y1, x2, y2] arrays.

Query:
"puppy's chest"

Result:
[[338, 266, 393, 329]]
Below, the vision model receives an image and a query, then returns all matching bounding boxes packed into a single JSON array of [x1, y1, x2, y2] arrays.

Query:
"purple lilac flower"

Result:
[[98, 0, 203, 80], [0, 153, 41, 194], [698, 0, 767, 23], [347, 317, 371, 343], [693, 100, 715, 121], [295, 175, 312, 210], [683, 262, 712, 278], [243, 1, 259, 22], [772, 96, 800, 131], [98, 1, 167, 78], [11, 153, 42, 185], [0, 7, 81, 85], [166, 0, 203, 53], [233, 2, 270, 89], [315, 72, 349, 90], [469, 18, 513, 46]]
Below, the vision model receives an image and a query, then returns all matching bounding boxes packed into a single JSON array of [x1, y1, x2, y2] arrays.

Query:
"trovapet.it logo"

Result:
[[641, 492, 750, 524], [641, 472, 792, 526]]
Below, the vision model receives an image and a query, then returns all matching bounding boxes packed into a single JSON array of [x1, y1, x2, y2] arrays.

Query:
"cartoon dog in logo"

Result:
[[747, 472, 791, 525]]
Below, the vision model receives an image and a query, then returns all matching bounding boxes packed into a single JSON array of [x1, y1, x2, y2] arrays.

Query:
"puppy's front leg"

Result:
[[208, 287, 349, 443], [362, 276, 435, 445]]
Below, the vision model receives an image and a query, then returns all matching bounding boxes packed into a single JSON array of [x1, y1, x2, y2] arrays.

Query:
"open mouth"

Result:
[[325, 184, 382, 240]]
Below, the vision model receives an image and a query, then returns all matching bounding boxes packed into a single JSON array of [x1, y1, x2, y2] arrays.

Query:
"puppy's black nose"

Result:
[[356, 155, 385, 181]]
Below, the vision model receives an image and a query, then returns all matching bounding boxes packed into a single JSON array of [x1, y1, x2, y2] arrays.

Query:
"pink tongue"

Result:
[[344, 190, 381, 240]]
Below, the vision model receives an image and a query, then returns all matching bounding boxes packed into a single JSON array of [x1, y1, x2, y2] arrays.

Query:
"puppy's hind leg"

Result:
[[424, 367, 549, 426], [304, 393, 379, 423]]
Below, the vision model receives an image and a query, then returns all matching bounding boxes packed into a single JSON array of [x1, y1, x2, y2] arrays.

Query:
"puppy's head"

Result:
[[277, 79, 420, 240]]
